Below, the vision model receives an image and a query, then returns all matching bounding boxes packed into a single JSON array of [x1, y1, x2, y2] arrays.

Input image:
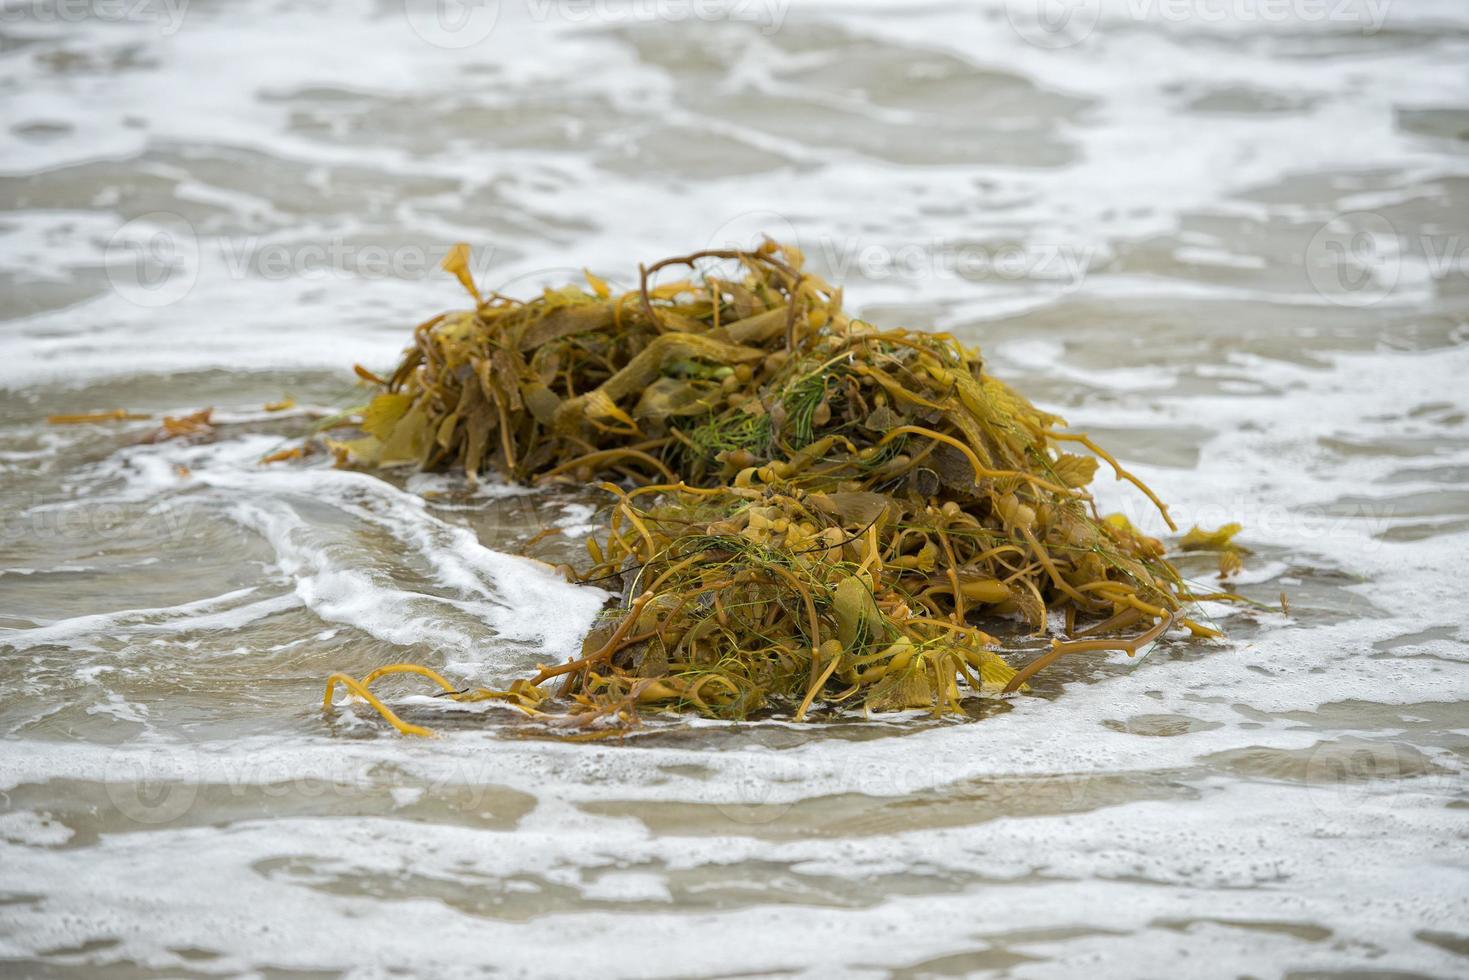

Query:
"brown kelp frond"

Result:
[[1178, 521, 1251, 580], [47, 409, 153, 424], [322, 240, 1232, 735], [45, 407, 215, 442]]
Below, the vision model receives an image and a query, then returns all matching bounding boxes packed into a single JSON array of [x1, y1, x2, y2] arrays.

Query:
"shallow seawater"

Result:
[[2, 1, 1467, 976]]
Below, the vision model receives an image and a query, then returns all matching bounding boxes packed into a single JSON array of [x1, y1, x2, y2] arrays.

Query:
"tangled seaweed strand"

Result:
[[322, 241, 1227, 736]]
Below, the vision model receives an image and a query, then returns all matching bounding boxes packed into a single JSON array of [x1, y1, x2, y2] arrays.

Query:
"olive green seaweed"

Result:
[[321, 241, 1237, 737]]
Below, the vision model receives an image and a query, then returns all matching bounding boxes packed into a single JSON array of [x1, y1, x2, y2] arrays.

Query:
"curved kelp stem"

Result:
[[323, 673, 436, 738], [1002, 615, 1176, 695]]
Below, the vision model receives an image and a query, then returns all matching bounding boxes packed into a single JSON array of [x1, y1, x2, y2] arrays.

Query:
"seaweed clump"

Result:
[[323, 242, 1229, 736]]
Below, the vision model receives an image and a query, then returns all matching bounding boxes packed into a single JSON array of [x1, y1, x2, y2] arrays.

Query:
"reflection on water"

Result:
[[1, 0, 1467, 975]]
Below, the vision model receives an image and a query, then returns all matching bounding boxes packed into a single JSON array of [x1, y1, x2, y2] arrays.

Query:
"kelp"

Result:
[[1179, 521, 1250, 580], [322, 241, 1231, 736]]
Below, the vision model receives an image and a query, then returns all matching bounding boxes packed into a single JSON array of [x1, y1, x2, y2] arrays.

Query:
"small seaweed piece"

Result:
[[47, 409, 151, 424], [143, 408, 214, 444]]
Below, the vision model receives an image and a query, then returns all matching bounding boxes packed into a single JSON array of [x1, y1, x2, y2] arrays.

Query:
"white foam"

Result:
[[1, 1, 1467, 973]]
